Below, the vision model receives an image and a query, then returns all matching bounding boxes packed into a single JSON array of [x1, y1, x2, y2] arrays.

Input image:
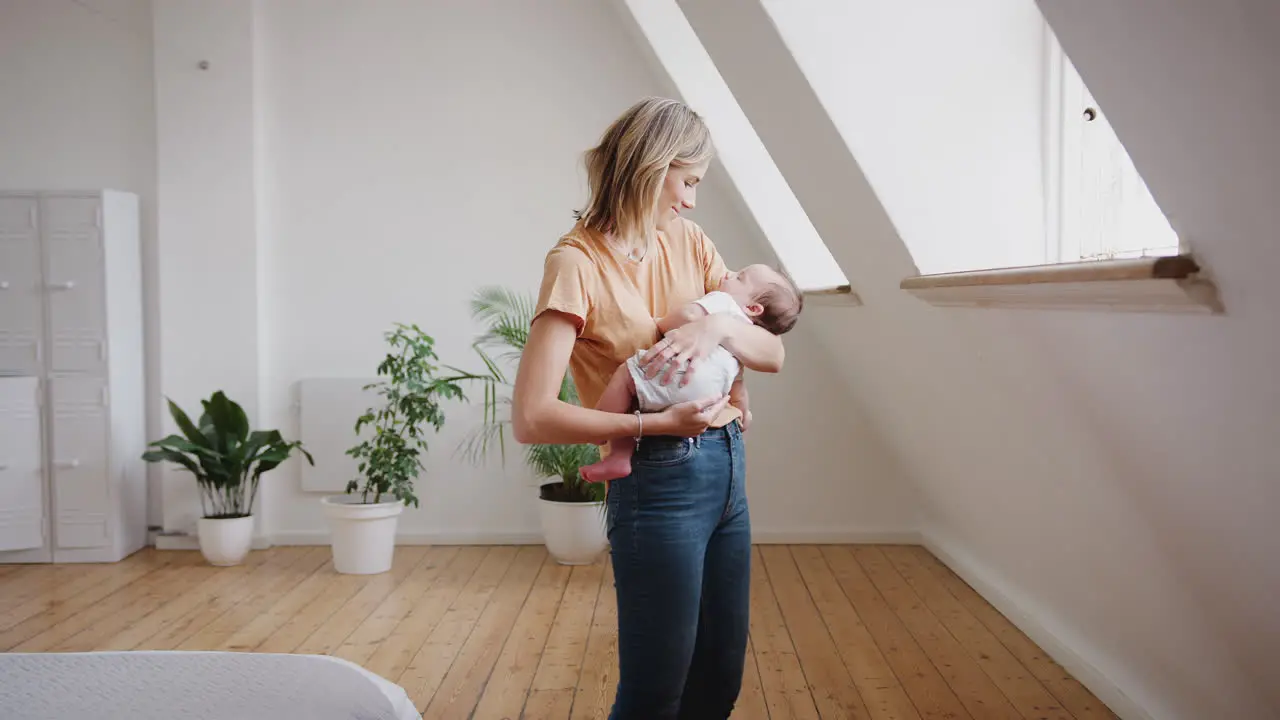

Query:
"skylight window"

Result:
[[1045, 25, 1182, 264]]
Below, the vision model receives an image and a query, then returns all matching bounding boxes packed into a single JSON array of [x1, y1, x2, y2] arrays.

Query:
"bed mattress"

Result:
[[0, 651, 422, 720]]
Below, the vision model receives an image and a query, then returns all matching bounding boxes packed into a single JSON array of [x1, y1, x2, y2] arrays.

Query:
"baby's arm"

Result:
[[656, 300, 709, 335], [656, 292, 753, 337]]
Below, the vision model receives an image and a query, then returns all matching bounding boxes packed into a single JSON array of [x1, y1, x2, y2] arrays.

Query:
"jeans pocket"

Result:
[[633, 436, 695, 468]]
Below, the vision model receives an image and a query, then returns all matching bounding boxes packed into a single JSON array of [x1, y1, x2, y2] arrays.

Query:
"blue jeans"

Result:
[[604, 421, 751, 719]]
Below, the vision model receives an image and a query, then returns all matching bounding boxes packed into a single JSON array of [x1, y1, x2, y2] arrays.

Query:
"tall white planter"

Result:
[[538, 495, 608, 565], [321, 495, 403, 575], [196, 515, 255, 566]]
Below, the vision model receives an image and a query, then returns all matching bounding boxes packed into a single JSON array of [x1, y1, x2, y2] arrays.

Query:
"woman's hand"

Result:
[[639, 314, 728, 387], [650, 394, 731, 438]]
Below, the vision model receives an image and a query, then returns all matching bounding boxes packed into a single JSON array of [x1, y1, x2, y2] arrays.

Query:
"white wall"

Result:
[[0, 0, 163, 526], [246, 0, 917, 542], [151, 0, 262, 535], [1037, 3, 1280, 714], [678, 0, 1280, 717]]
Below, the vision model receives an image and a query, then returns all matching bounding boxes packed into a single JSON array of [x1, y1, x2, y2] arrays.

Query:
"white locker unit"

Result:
[[0, 191, 147, 564], [0, 377, 46, 561]]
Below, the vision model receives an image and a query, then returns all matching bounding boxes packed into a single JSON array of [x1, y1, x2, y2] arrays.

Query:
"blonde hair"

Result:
[[575, 97, 714, 243]]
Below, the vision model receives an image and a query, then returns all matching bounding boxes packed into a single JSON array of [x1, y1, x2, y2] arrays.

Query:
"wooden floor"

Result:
[[0, 544, 1115, 719]]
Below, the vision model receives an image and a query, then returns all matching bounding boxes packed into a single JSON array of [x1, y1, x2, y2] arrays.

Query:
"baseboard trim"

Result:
[[155, 533, 272, 551], [751, 529, 921, 544], [266, 528, 920, 547], [270, 530, 546, 546], [922, 531, 1151, 720]]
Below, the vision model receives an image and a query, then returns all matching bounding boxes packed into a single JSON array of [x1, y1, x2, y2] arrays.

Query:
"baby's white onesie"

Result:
[[626, 291, 750, 412]]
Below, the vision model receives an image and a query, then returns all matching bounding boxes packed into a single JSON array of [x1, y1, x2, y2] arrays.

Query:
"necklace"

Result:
[[621, 238, 649, 264], [604, 230, 649, 264]]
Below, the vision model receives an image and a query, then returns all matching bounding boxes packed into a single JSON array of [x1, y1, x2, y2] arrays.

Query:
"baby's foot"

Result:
[[580, 454, 632, 483]]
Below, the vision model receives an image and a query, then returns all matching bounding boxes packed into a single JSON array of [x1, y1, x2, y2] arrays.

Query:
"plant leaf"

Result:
[[452, 285, 603, 502], [143, 392, 310, 517], [167, 398, 206, 446]]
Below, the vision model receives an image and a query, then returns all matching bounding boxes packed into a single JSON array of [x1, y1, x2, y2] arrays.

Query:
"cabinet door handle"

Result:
[[54, 459, 80, 469], [49, 281, 76, 291]]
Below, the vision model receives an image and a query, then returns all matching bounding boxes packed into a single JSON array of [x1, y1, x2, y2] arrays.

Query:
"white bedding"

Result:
[[0, 651, 422, 720]]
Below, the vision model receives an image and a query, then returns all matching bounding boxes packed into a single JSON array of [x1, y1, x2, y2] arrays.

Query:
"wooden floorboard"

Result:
[[0, 544, 1115, 719]]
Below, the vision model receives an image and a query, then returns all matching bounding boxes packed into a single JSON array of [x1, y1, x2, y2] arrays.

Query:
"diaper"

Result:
[[626, 346, 738, 412]]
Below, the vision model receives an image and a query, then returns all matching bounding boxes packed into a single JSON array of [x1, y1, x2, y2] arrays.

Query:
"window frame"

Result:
[[899, 21, 1219, 314], [1042, 22, 1185, 266]]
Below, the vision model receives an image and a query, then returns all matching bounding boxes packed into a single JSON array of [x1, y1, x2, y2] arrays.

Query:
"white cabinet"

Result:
[[0, 377, 46, 558], [0, 198, 43, 376], [0, 191, 147, 564]]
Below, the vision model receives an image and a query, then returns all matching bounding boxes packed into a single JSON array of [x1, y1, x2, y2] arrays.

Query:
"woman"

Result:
[[512, 97, 786, 719]]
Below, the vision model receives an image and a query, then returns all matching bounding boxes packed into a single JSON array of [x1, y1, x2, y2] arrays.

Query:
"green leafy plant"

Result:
[[141, 391, 313, 519], [346, 323, 480, 507], [458, 287, 605, 504]]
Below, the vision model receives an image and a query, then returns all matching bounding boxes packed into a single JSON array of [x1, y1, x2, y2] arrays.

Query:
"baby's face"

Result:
[[721, 264, 779, 305]]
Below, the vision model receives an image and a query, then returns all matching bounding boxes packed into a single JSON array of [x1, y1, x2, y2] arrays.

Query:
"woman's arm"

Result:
[[716, 314, 785, 372], [639, 312, 785, 386], [511, 311, 730, 445], [511, 311, 636, 446]]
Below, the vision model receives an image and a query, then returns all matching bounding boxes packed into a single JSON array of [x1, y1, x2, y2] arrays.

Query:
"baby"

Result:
[[580, 264, 803, 483]]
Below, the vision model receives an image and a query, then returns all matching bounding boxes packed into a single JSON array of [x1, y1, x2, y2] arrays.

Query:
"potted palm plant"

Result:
[[324, 323, 473, 574], [142, 391, 312, 566], [458, 287, 608, 565]]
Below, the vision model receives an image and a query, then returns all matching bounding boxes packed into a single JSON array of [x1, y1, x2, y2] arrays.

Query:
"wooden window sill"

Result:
[[900, 255, 1223, 314], [803, 284, 862, 307]]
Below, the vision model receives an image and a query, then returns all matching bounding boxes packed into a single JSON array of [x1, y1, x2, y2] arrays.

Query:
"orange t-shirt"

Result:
[[532, 217, 741, 428]]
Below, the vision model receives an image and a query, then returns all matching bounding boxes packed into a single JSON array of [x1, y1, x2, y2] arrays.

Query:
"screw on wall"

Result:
[[198, 60, 210, 71]]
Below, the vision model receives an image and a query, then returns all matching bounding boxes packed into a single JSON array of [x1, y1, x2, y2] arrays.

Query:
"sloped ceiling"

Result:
[[662, 0, 1280, 717]]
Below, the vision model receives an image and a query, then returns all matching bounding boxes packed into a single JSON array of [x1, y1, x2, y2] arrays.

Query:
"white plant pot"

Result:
[[197, 515, 255, 566], [538, 494, 608, 566], [321, 495, 403, 575]]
